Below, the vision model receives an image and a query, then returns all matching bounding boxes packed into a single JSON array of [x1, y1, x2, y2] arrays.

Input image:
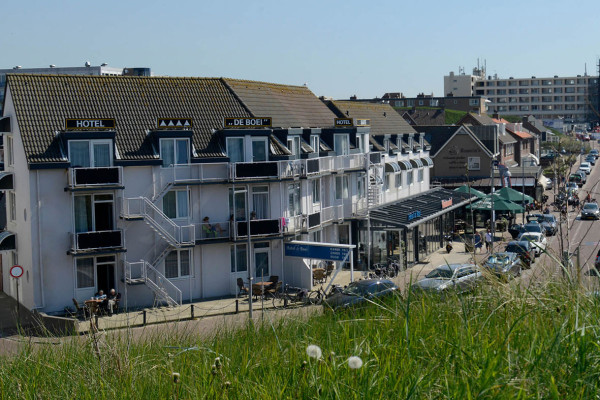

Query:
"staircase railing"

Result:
[[122, 197, 195, 246], [125, 261, 182, 307]]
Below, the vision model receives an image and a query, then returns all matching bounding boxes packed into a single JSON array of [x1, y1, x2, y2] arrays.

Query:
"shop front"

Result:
[[357, 188, 476, 269]]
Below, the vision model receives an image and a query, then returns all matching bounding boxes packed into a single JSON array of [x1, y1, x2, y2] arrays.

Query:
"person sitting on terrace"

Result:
[[94, 290, 106, 300], [107, 288, 120, 315], [202, 216, 223, 237]]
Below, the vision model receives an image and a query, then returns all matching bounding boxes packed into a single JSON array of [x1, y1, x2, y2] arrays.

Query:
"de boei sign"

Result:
[[284, 243, 350, 262]]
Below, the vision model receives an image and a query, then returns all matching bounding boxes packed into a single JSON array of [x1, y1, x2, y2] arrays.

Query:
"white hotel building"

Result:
[[0, 74, 471, 314]]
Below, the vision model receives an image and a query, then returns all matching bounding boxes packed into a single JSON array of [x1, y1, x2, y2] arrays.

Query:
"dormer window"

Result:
[[287, 136, 301, 157], [310, 135, 320, 153], [160, 138, 189, 167], [334, 134, 349, 156], [226, 137, 245, 163], [69, 140, 113, 168]]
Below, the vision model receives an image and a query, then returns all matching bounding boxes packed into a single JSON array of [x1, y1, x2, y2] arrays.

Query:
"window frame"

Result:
[[160, 138, 190, 167], [251, 137, 268, 162], [288, 182, 301, 216], [162, 189, 190, 220], [333, 134, 350, 156], [226, 137, 245, 163], [335, 175, 349, 200], [68, 139, 114, 168], [8, 191, 16, 222], [311, 179, 321, 204], [230, 244, 248, 273], [164, 249, 192, 279]]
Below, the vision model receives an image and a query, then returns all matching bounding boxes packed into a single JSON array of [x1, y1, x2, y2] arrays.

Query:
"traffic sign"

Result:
[[10, 265, 23, 279]]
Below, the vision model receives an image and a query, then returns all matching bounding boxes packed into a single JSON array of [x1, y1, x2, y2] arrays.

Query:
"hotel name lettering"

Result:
[[65, 119, 116, 130], [224, 117, 272, 128]]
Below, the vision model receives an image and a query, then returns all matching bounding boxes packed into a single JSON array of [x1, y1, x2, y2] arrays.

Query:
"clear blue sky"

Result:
[[2, 0, 599, 99]]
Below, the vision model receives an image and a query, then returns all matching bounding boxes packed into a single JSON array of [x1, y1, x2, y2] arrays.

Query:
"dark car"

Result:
[[581, 202, 600, 220], [522, 222, 543, 235], [505, 241, 536, 268], [569, 173, 583, 187], [509, 224, 525, 239], [585, 155, 596, 165], [527, 214, 558, 236], [482, 252, 522, 279], [411, 264, 482, 294], [590, 149, 599, 158], [323, 279, 398, 310]]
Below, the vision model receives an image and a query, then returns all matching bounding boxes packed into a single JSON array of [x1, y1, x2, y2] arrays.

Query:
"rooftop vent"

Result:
[[85, 61, 91, 67], [13, 66, 21, 69], [49, 64, 55, 68]]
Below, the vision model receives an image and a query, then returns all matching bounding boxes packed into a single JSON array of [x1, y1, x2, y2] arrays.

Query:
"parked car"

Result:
[[505, 241, 536, 268], [579, 162, 592, 175], [574, 170, 587, 184], [585, 155, 596, 166], [581, 202, 600, 220], [590, 149, 599, 158], [566, 182, 579, 194], [517, 232, 547, 256], [411, 264, 482, 294], [323, 279, 398, 310], [522, 221, 543, 235], [482, 252, 522, 279], [545, 177, 554, 190], [569, 173, 583, 187], [527, 214, 558, 236]]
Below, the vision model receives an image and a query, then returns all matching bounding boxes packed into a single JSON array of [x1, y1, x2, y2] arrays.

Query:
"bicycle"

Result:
[[271, 284, 311, 309]]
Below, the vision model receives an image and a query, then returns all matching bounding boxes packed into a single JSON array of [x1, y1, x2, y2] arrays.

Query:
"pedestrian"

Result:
[[474, 231, 482, 254], [485, 229, 492, 253]]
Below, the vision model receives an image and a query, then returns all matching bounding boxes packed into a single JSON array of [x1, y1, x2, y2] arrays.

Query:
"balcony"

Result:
[[195, 220, 231, 241], [68, 166, 123, 189], [235, 219, 282, 237], [70, 229, 125, 254]]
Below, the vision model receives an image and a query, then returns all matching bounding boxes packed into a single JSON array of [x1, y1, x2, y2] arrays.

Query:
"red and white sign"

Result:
[[441, 198, 453, 209], [10, 265, 23, 279]]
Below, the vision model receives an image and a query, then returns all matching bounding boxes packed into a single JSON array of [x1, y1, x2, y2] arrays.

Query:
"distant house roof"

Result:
[[457, 113, 495, 126], [327, 100, 416, 136], [419, 125, 492, 158], [400, 109, 445, 126], [506, 128, 533, 140], [223, 79, 336, 128], [492, 117, 511, 124], [498, 133, 517, 144]]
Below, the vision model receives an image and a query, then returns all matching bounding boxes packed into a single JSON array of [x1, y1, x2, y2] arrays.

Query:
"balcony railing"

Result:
[[68, 166, 123, 188], [70, 229, 124, 253], [196, 221, 231, 241], [235, 218, 282, 237], [321, 205, 344, 224]]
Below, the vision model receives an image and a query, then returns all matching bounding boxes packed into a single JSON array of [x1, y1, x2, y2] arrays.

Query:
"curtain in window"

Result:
[[288, 184, 300, 215], [312, 180, 320, 203], [176, 139, 189, 165], [74, 196, 92, 233], [165, 252, 179, 278], [236, 244, 247, 272], [70, 142, 90, 168], [252, 187, 269, 219], [176, 191, 189, 218], [163, 191, 177, 219], [227, 138, 244, 163], [161, 139, 175, 167], [76, 258, 94, 288], [343, 177, 349, 198], [252, 140, 267, 162], [229, 190, 247, 221], [180, 250, 190, 276], [93, 143, 111, 167], [334, 135, 349, 156]]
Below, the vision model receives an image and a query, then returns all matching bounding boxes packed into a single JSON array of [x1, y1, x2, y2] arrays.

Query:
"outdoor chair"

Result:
[[313, 269, 326, 286], [268, 275, 279, 284], [237, 278, 249, 296], [71, 298, 88, 320]]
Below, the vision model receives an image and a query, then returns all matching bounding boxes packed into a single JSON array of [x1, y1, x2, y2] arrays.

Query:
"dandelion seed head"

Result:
[[215, 357, 222, 369], [306, 345, 322, 359], [347, 356, 363, 369]]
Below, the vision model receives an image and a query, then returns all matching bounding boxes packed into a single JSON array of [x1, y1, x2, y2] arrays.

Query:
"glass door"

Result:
[[251, 138, 268, 162], [254, 243, 270, 281]]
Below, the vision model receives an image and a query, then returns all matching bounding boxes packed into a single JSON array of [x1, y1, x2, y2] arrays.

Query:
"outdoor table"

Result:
[[85, 299, 105, 315], [252, 282, 273, 297]]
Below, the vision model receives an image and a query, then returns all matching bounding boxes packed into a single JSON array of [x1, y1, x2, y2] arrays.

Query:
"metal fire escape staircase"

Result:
[[367, 161, 383, 209], [122, 195, 194, 307]]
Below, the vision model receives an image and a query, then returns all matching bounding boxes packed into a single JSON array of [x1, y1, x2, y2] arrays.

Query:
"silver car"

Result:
[[412, 264, 482, 294], [482, 252, 522, 279]]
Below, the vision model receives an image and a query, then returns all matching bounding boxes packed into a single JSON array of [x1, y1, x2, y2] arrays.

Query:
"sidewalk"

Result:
[[73, 239, 505, 334]]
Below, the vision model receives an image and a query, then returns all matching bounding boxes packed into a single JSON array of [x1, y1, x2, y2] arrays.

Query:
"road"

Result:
[[525, 140, 600, 290]]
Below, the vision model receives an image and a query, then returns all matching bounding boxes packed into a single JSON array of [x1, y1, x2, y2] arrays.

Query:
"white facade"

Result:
[[0, 102, 433, 313]]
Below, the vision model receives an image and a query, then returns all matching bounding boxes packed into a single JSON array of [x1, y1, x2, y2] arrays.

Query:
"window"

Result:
[[310, 135, 320, 153], [395, 100, 404, 107], [334, 134, 349, 156], [407, 100, 414, 107], [469, 99, 479, 106], [252, 186, 269, 219], [288, 183, 301, 216], [418, 169, 424, 182], [418, 100, 424, 106], [230, 244, 248, 273], [226, 137, 245, 163], [383, 173, 390, 192], [159, 138, 189, 167], [429, 99, 439, 107], [165, 249, 191, 279], [287, 136, 301, 157], [356, 134, 364, 153], [407, 170, 413, 185], [357, 173, 366, 197], [69, 139, 113, 168], [467, 157, 480, 171], [74, 194, 114, 233], [229, 188, 246, 221], [310, 230, 322, 242], [163, 190, 189, 219], [76, 258, 95, 289], [335, 176, 349, 199], [8, 191, 16, 222], [311, 179, 320, 203], [395, 172, 402, 188], [5, 136, 13, 167], [251, 138, 268, 162]]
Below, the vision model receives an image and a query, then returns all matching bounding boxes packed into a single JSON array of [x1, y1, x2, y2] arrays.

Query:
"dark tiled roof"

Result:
[[457, 113, 495, 126], [223, 79, 336, 128], [400, 109, 445, 126], [418, 125, 462, 156], [7, 74, 253, 164], [270, 136, 292, 156], [328, 100, 416, 135]]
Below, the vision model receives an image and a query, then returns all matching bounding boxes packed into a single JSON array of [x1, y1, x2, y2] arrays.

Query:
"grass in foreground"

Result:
[[2, 281, 600, 399]]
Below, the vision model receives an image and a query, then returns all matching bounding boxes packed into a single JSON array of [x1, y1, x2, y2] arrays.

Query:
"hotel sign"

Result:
[[224, 117, 272, 128], [65, 119, 115, 130], [407, 210, 422, 222], [355, 118, 371, 127], [157, 118, 193, 129], [284, 243, 350, 262], [441, 198, 453, 209], [335, 118, 353, 127]]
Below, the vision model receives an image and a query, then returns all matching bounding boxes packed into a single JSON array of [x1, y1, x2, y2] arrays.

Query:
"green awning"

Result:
[[495, 186, 534, 204], [454, 185, 486, 198]]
